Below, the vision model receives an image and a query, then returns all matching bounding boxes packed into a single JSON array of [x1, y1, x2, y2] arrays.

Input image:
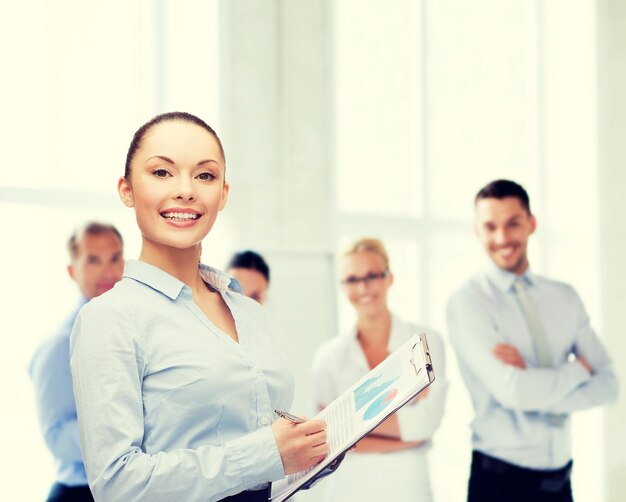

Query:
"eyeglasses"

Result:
[[340, 270, 389, 287]]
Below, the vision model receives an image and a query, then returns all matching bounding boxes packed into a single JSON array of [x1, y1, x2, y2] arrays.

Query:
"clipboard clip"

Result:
[[410, 343, 423, 376], [410, 337, 434, 377]]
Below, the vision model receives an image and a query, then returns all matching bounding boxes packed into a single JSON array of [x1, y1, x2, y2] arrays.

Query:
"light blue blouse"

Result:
[[446, 262, 618, 469], [70, 260, 293, 501]]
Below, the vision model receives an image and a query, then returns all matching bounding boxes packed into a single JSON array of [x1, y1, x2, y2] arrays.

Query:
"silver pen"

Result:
[[274, 409, 306, 424]]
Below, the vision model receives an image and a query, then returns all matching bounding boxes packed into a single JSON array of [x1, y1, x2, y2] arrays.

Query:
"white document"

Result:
[[270, 332, 435, 502]]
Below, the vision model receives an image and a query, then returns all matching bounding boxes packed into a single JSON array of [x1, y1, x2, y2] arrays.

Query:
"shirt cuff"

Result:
[[228, 426, 285, 488], [564, 359, 592, 384]]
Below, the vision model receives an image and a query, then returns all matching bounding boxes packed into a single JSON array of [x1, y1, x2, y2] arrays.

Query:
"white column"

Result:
[[597, 1, 626, 500], [218, 0, 337, 416]]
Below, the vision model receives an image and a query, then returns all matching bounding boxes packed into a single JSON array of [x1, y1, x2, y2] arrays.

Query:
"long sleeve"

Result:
[[29, 334, 84, 463], [396, 331, 448, 441], [70, 298, 284, 502], [547, 288, 619, 413], [447, 290, 590, 412]]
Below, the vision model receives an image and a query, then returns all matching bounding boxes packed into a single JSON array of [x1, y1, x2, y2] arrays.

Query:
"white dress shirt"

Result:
[[311, 314, 448, 501], [70, 260, 293, 501], [446, 262, 618, 469]]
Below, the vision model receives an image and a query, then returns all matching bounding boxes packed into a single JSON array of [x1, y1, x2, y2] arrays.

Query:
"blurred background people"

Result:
[[312, 237, 448, 502], [446, 180, 619, 502], [226, 250, 270, 305], [29, 222, 124, 502]]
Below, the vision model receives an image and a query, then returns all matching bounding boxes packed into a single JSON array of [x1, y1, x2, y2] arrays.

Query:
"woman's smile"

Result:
[[160, 208, 202, 227]]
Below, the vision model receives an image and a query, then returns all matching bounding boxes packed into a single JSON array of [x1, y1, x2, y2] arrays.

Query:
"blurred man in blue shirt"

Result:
[[447, 179, 618, 502], [29, 222, 124, 502]]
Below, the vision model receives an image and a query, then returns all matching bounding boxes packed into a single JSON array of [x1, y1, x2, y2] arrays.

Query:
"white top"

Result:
[[446, 263, 619, 469], [311, 314, 448, 501]]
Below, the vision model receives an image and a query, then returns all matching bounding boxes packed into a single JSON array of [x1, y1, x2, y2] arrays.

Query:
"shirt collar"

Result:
[[347, 312, 401, 349], [123, 259, 236, 300], [199, 263, 240, 292], [484, 260, 537, 293]]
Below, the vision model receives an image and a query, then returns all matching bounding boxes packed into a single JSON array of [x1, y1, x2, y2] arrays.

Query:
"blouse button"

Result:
[[260, 416, 269, 426]]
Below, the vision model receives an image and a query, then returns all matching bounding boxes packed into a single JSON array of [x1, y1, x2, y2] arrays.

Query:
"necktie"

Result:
[[512, 279, 552, 367], [513, 278, 565, 426]]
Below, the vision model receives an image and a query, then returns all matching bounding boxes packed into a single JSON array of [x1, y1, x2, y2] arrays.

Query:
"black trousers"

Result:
[[468, 450, 573, 502], [46, 483, 267, 502], [46, 483, 93, 502], [220, 487, 271, 502]]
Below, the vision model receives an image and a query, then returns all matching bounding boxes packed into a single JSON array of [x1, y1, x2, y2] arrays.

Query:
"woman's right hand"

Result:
[[271, 418, 328, 474]]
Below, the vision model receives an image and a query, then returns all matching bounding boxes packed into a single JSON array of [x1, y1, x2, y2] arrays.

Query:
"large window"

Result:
[[1, 2, 220, 499]]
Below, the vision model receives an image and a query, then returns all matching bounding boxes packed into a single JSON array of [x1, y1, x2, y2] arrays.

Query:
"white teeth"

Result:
[[161, 212, 199, 220]]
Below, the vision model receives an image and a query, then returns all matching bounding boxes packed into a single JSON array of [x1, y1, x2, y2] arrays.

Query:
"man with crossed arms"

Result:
[[446, 179, 618, 501]]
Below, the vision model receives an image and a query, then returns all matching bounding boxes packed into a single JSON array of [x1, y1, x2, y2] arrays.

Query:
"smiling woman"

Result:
[[118, 113, 229, 260], [311, 237, 448, 502], [68, 112, 329, 502]]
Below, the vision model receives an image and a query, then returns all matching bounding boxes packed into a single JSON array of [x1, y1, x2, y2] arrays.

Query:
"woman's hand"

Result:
[[271, 418, 328, 474]]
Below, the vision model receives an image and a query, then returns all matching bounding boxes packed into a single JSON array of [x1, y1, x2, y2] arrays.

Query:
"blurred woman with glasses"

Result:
[[312, 237, 448, 502]]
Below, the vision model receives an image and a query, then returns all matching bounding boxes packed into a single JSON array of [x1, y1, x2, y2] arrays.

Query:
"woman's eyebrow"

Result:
[[147, 156, 219, 166], [197, 159, 220, 166], [147, 155, 175, 164]]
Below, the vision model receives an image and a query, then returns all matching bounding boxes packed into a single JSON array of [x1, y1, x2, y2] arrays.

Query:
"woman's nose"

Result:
[[174, 178, 196, 201]]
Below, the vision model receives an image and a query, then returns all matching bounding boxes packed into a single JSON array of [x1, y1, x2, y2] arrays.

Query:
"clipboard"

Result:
[[270, 332, 435, 502]]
